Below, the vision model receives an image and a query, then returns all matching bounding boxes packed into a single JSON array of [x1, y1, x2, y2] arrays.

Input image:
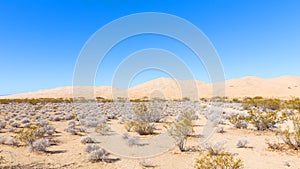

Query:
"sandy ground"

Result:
[[1, 115, 300, 169]]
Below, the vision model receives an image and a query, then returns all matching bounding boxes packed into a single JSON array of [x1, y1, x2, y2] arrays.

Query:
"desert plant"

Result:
[[247, 110, 282, 131], [236, 139, 249, 148], [216, 127, 225, 133], [11, 122, 20, 128], [94, 123, 111, 135], [21, 118, 30, 124], [125, 103, 158, 135], [80, 136, 94, 144], [0, 120, 6, 129], [194, 151, 243, 169], [14, 126, 45, 146], [228, 114, 248, 129], [29, 138, 50, 152], [88, 148, 108, 162], [39, 119, 48, 127], [168, 110, 195, 151], [276, 116, 300, 150], [85, 144, 100, 153], [204, 141, 226, 155]]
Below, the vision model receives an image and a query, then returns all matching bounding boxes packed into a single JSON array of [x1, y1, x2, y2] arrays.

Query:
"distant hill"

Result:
[[2, 76, 300, 100]]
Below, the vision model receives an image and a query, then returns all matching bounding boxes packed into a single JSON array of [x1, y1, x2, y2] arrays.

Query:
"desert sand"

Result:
[[2, 76, 300, 100], [1, 76, 300, 169]]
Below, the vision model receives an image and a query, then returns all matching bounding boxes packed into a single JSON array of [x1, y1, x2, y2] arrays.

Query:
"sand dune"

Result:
[[2, 76, 300, 100]]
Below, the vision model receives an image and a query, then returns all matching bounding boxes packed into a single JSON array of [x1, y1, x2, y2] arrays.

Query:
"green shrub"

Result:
[[228, 114, 248, 129], [195, 151, 243, 169], [14, 126, 45, 146], [124, 103, 158, 135], [246, 110, 285, 131], [276, 116, 300, 150], [168, 111, 195, 151]]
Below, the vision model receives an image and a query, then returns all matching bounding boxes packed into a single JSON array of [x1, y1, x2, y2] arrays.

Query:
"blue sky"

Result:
[[0, 0, 300, 95]]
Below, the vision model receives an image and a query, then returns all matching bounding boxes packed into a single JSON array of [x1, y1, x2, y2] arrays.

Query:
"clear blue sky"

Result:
[[0, 0, 300, 95]]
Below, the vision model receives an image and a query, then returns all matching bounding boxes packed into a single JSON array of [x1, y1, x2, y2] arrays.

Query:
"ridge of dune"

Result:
[[1, 75, 300, 100]]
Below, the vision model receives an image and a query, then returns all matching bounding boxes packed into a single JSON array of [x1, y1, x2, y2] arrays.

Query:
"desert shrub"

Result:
[[43, 125, 55, 135], [228, 114, 248, 129], [168, 110, 195, 151], [0, 120, 6, 129], [14, 126, 45, 146], [235, 121, 248, 129], [204, 141, 226, 155], [29, 138, 50, 152], [247, 110, 284, 131], [11, 122, 20, 128], [94, 123, 111, 135], [204, 107, 222, 124], [242, 97, 282, 110], [39, 119, 48, 127], [85, 120, 99, 128], [216, 127, 225, 133], [21, 118, 30, 124], [236, 139, 249, 148], [85, 144, 100, 153], [194, 151, 243, 169], [124, 103, 158, 135], [80, 136, 94, 144], [124, 121, 135, 132], [64, 126, 77, 135], [64, 121, 78, 135], [276, 116, 300, 150], [133, 122, 155, 135], [88, 148, 108, 162], [286, 98, 300, 111]]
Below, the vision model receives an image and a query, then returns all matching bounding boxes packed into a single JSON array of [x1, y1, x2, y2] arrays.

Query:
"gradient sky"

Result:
[[0, 0, 300, 95]]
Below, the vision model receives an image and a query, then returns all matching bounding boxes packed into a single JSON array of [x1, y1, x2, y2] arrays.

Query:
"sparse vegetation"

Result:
[[124, 103, 158, 135], [88, 148, 108, 162], [228, 113, 248, 129], [80, 136, 94, 144], [14, 126, 45, 147], [194, 151, 243, 169], [236, 139, 249, 148], [168, 110, 195, 151], [94, 123, 111, 135], [247, 110, 283, 131], [29, 138, 50, 152], [268, 115, 300, 151]]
